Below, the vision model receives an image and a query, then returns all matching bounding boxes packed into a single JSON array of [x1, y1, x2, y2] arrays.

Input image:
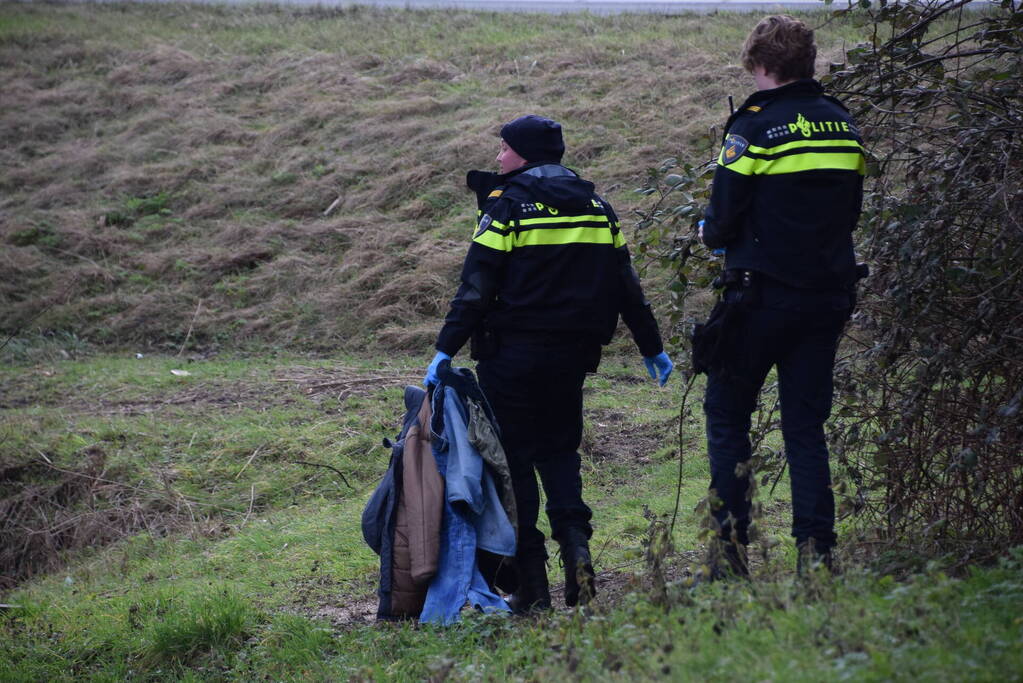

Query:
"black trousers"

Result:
[[703, 282, 850, 552], [477, 335, 599, 563]]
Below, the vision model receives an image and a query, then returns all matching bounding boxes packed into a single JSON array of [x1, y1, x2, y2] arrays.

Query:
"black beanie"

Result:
[[500, 114, 565, 163]]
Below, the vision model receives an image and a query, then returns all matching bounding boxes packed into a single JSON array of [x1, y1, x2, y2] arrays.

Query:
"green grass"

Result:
[[142, 588, 252, 666], [2, 352, 1021, 680], [2, 3, 1018, 680]]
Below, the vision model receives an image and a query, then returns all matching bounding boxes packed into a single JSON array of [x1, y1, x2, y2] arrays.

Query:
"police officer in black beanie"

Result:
[[425, 114, 673, 611], [498, 114, 566, 167]]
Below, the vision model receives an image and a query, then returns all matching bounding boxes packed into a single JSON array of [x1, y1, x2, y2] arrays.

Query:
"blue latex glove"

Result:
[[699, 219, 726, 256], [643, 351, 674, 387], [423, 351, 451, 387]]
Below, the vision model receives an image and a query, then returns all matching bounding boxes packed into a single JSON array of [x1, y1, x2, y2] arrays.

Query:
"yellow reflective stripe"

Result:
[[747, 138, 863, 156], [517, 214, 611, 227], [720, 149, 865, 176], [471, 216, 511, 237], [721, 152, 757, 175], [474, 229, 513, 252], [472, 212, 620, 250], [514, 226, 617, 247], [760, 151, 866, 175]]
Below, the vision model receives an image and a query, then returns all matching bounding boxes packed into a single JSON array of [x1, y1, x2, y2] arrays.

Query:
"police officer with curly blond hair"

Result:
[[700, 16, 866, 577]]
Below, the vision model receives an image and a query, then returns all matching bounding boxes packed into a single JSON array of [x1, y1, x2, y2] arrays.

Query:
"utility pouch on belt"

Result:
[[692, 300, 735, 375], [691, 270, 754, 375]]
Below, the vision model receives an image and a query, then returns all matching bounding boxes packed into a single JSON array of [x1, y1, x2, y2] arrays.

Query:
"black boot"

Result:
[[796, 540, 834, 576], [507, 554, 551, 614], [560, 529, 595, 607], [707, 540, 749, 581]]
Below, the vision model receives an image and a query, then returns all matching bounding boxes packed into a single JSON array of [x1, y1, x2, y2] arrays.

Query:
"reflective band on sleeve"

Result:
[[719, 153, 756, 175], [613, 230, 626, 248], [473, 228, 514, 252], [472, 216, 513, 251]]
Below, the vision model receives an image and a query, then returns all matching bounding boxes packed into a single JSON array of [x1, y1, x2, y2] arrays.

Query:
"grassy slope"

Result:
[[0, 1, 867, 354]]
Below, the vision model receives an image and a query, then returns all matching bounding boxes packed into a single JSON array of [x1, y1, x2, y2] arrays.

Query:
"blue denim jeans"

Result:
[[420, 387, 512, 624]]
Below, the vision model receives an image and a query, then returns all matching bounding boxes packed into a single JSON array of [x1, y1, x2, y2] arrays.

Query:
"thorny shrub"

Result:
[[636, 0, 1023, 570]]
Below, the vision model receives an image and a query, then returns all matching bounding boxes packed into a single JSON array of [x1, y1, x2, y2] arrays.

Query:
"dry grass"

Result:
[[0, 2, 868, 353], [0, 445, 184, 590]]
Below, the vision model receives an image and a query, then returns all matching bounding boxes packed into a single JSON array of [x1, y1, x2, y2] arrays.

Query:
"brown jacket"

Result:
[[390, 396, 444, 617]]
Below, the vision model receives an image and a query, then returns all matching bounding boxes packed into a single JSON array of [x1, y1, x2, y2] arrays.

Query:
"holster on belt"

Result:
[[691, 270, 756, 375]]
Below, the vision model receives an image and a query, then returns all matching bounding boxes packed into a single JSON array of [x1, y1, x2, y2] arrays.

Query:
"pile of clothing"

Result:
[[361, 361, 517, 625]]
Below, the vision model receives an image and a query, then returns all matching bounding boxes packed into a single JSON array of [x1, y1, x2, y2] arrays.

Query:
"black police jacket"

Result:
[[435, 162, 663, 358], [703, 79, 864, 290]]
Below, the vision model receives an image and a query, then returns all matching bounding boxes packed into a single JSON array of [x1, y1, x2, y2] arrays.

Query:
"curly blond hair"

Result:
[[741, 15, 817, 82]]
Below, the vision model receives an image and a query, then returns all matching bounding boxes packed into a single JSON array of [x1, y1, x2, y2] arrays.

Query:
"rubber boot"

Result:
[[560, 529, 595, 607], [507, 554, 551, 615]]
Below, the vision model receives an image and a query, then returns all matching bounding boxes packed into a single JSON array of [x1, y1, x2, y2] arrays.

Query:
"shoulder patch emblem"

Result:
[[488, 189, 503, 199], [721, 134, 749, 166], [474, 213, 493, 238], [747, 105, 762, 113]]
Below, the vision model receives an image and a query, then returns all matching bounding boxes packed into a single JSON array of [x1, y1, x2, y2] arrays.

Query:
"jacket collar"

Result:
[[722, 79, 823, 141], [466, 163, 576, 207], [743, 78, 822, 108], [516, 161, 575, 179]]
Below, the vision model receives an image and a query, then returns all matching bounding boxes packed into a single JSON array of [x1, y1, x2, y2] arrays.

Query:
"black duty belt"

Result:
[[498, 329, 596, 347]]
